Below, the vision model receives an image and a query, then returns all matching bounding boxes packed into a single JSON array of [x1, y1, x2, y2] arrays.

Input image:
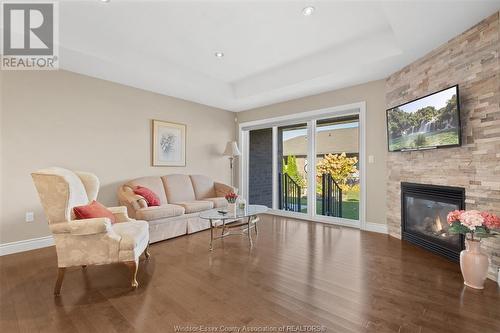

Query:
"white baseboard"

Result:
[[265, 211, 388, 234], [363, 222, 389, 234], [265, 210, 362, 228], [0, 235, 54, 256]]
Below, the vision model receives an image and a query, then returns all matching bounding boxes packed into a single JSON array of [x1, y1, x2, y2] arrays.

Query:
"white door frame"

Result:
[[238, 101, 366, 230]]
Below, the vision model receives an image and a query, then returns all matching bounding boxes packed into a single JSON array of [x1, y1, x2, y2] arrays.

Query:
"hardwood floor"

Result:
[[1, 215, 499, 333]]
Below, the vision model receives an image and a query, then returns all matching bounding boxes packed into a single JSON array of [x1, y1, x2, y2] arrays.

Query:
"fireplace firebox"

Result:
[[401, 182, 465, 262]]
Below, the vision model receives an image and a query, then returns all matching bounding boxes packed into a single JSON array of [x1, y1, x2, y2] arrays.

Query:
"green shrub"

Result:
[[282, 155, 306, 188]]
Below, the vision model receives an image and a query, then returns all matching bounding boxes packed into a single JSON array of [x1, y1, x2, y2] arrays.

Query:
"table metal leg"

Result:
[[254, 217, 258, 235], [221, 219, 227, 237], [247, 216, 253, 247], [209, 219, 214, 251]]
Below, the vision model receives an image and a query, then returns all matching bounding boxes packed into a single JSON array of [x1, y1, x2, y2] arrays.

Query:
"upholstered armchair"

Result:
[[31, 167, 150, 295]]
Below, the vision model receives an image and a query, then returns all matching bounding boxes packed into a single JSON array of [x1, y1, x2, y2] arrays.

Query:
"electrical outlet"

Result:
[[25, 212, 34, 223]]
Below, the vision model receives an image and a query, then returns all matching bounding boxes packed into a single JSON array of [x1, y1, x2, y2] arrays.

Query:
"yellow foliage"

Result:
[[316, 152, 358, 186]]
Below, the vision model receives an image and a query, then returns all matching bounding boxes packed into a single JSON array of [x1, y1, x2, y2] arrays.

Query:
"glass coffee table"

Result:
[[199, 204, 268, 250]]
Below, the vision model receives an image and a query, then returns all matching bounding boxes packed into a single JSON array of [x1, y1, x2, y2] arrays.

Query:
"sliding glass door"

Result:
[[315, 116, 359, 221], [241, 105, 364, 227]]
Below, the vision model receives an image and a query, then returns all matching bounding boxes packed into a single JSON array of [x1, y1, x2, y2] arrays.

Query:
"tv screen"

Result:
[[386, 85, 461, 152]]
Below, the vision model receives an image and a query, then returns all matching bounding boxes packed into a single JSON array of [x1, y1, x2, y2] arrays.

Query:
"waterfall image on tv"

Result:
[[386, 85, 461, 152]]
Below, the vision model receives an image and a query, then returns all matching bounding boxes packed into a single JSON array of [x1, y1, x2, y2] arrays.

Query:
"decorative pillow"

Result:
[[73, 200, 116, 224], [133, 186, 161, 206]]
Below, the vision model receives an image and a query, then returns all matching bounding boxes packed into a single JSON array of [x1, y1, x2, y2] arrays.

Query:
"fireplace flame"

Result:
[[434, 215, 443, 232]]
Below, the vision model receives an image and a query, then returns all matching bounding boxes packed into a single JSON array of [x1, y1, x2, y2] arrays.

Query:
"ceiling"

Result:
[[56, 1, 499, 112]]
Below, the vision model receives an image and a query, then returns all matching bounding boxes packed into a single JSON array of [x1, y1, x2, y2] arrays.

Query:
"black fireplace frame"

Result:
[[401, 182, 465, 262]]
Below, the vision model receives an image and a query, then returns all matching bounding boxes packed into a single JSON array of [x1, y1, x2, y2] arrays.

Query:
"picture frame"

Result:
[[152, 120, 186, 166]]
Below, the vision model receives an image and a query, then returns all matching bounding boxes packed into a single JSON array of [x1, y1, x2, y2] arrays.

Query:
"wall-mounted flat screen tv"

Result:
[[386, 85, 461, 152]]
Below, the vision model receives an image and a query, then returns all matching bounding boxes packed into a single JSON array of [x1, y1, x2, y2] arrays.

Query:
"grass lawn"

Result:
[[389, 129, 459, 151], [297, 189, 359, 220]]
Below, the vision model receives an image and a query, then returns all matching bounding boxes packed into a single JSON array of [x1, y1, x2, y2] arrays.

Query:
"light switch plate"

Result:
[[25, 212, 34, 222], [368, 155, 375, 164]]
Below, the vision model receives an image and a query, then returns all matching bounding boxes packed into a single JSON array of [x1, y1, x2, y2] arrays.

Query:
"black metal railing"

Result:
[[321, 173, 342, 217], [278, 173, 302, 212]]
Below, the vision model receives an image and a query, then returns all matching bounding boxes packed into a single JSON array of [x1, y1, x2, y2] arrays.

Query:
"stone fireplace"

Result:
[[401, 182, 465, 262], [386, 12, 499, 280]]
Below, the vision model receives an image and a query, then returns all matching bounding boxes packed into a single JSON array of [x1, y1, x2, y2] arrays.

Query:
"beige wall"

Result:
[[237, 79, 387, 225], [0, 70, 235, 243]]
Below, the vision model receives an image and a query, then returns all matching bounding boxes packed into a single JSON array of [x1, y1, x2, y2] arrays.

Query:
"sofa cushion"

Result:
[[204, 197, 228, 208], [135, 204, 185, 221], [125, 177, 168, 205], [162, 174, 196, 203], [174, 200, 214, 214], [112, 220, 149, 251], [133, 186, 161, 206], [190, 175, 216, 199], [73, 200, 116, 224], [215, 182, 236, 198]]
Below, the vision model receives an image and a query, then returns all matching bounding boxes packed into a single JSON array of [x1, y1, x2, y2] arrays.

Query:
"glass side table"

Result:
[[199, 205, 268, 250]]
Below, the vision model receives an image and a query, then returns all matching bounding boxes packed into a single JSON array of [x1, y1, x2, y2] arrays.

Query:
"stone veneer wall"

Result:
[[386, 12, 500, 279]]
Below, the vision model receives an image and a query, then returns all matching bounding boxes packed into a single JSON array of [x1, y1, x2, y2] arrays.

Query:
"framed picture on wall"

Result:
[[152, 120, 186, 166]]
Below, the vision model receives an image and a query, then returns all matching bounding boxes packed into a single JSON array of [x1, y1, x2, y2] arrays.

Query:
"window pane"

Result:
[[278, 123, 308, 214]]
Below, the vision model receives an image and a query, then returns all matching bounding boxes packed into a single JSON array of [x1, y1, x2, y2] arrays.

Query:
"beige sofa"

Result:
[[118, 174, 234, 243]]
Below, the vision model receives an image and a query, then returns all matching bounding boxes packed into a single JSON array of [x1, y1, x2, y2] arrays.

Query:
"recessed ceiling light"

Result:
[[302, 6, 315, 16], [100, 0, 110, 3], [215, 52, 224, 58]]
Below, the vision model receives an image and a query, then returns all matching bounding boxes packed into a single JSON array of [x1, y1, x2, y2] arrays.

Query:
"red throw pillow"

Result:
[[73, 200, 116, 224], [133, 186, 160, 206]]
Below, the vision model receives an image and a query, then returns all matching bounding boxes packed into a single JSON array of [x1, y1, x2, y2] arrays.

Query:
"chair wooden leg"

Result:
[[144, 243, 151, 259], [54, 267, 66, 296], [125, 261, 139, 289]]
